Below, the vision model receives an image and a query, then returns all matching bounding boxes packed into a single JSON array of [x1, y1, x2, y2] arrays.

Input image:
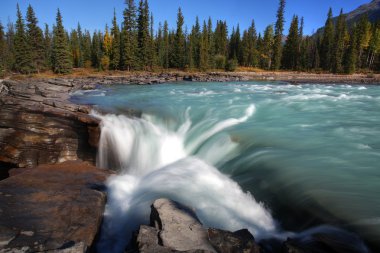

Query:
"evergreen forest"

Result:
[[1, 0, 380, 76]]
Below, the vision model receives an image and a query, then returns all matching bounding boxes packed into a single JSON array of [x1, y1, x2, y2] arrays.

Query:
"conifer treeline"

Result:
[[1, 0, 380, 76]]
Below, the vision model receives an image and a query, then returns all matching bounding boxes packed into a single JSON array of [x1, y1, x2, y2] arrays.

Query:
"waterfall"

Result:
[[92, 105, 279, 253]]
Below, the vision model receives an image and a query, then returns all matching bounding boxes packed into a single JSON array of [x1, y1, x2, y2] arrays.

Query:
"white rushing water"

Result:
[[93, 105, 279, 253], [69, 82, 379, 252]]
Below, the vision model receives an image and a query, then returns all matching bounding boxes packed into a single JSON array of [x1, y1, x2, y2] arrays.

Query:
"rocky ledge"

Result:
[[134, 199, 261, 253], [134, 199, 371, 253], [0, 78, 101, 170], [0, 161, 113, 252]]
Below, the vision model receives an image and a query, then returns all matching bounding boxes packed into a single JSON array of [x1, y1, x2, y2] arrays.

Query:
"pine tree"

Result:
[[298, 17, 307, 70], [137, 0, 151, 69], [70, 29, 81, 67], [199, 21, 209, 71], [168, 30, 176, 68], [321, 8, 334, 71], [214, 20, 228, 57], [213, 20, 228, 68], [110, 10, 121, 70], [52, 9, 72, 73], [122, 0, 138, 71], [149, 13, 155, 68], [14, 4, 33, 74], [173, 8, 185, 68], [344, 26, 357, 74], [356, 15, 372, 69], [188, 17, 201, 68], [156, 22, 163, 67], [314, 36, 321, 69], [103, 25, 112, 57], [241, 30, 249, 66], [76, 23, 84, 67], [82, 30, 92, 68], [26, 4, 45, 72], [91, 31, 102, 69], [187, 29, 194, 68], [272, 0, 285, 70], [5, 21, 16, 71], [0, 20, 5, 76], [261, 25, 274, 70], [162, 21, 169, 68], [207, 17, 215, 68], [240, 20, 258, 67], [332, 9, 347, 73], [44, 24, 52, 68], [229, 25, 241, 61], [282, 15, 299, 70], [368, 26, 380, 70]]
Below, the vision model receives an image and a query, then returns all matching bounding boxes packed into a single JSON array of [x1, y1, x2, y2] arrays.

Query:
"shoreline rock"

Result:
[[0, 161, 113, 252], [134, 199, 262, 253], [0, 79, 99, 169], [62, 72, 380, 87], [133, 199, 372, 253]]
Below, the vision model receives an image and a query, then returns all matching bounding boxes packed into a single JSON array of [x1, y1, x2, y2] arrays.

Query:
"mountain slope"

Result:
[[315, 0, 380, 36], [343, 0, 380, 25]]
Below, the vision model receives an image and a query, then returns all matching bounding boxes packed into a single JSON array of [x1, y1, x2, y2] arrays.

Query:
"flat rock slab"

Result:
[[150, 199, 215, 252], [0, 161, 111, 252]]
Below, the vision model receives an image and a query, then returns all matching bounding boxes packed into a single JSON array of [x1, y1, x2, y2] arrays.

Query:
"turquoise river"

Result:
[[71, 81, 380, 252]]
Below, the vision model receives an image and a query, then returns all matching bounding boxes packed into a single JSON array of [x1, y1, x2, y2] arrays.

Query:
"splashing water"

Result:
[[93, 104, 279, 252], [69, 82, 379, 252]]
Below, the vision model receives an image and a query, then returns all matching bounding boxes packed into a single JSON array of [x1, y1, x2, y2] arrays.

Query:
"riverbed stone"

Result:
[[207, 228, 261, 253], [150, 199, 215, 252]]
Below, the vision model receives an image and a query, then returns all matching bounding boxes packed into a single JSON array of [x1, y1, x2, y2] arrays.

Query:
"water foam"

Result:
[[97, 157, 278, 252], [93, 104, 278, 252]]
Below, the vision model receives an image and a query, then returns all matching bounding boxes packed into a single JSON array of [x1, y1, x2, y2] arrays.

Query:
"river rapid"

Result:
[[71, 81, 380, 252]]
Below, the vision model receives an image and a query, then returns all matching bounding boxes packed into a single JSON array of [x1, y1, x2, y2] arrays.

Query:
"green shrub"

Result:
[[214, 54, 226, 69], [225, 59, 238, 72]]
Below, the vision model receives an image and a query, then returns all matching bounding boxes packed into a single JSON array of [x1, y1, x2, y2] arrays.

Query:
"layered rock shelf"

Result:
[[0, 78, 99, 169], [0, 161, 112, 252]]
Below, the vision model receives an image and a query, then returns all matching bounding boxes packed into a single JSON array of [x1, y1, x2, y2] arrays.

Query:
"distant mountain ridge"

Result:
[[315, 0, 380, 35], [342, 0, 380, 25]]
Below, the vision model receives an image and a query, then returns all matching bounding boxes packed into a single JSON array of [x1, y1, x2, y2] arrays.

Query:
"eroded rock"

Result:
[[135, 199, 264, 253], [0, 161, 112, 252], [0, 79, 99, 168], [150, 199, 215, 252], [208, 228, 261, 253]]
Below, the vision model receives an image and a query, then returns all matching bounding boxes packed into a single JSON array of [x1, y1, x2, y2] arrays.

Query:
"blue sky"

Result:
[[0, 0, 371, 35]]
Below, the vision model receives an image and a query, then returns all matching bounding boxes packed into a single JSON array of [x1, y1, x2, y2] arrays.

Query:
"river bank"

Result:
[[6, 70, 380, 85], [2, 70, 377, 169]]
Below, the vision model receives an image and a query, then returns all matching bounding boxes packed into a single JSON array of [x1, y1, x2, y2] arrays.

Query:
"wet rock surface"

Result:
[[207, 228, 261, 253], [0, 161, 112, 252], [135, 199, 264, 253], [0, 78, 99, 169], [134, 199, 371, 253], [150, 199, 215, 252]]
